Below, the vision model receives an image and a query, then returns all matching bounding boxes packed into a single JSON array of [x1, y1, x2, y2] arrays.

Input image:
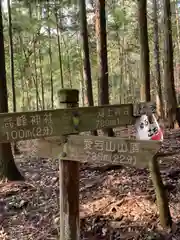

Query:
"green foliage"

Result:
[[2, 0, 179, 111]]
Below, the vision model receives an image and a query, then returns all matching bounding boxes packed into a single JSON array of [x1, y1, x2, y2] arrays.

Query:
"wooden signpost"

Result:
[[0, 102, 155, 143], [0, 88, 171, 239]]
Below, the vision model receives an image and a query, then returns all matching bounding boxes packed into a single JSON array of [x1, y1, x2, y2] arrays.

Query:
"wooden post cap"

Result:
[[58, 89, 79, 103]]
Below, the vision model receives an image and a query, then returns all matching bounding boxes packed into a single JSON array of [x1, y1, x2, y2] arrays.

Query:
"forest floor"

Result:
[[1, 128, 180, 239]]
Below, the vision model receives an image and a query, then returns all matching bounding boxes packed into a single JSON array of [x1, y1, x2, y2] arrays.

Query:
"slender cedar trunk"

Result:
[[19, 35, 35, 110], [24, 5, 33, 109], [19, 35, 31, 110], [39, 48, 45, 109], [95, 4, 100, 105], [122, 0, 127, 103], [7, 0, 16, 113], [19, 60, 25, 110], [120, 43, 124, 103], [109, 50, 114, 101], [77, 34, 85, 106], [24, 48, 42, 110], [58, 15, 71, 88], [98, 0, 110, 104], [27, 4, 42, 110], [46, 3, 54, 108], [33, 3, 40, 110], [97, 0, 114, 136], [116, 32, 124, 104], [0, 1, 23, 180], [137, 0, 151, 101], [18, 34, 25, 110], [163, 0, 177, 127], [153, 0, 164, 118], [67, 45, 72, 88], [55, 7, 64, 88], [25, 80, 31, 109], [48, 33, 54, 109], [175, 0, 180, 89], [33, 41, 39, 110], [79, 0, 97, 136], [79, 47, 85, 106], [39, 6, 45, 110], [20, 37, 31, 110], [128, 58, 135, 103], [7, 0, 20, 155], [61, 34, 72, 88]]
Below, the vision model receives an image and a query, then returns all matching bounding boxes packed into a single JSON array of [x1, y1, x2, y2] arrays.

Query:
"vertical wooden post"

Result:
[[58, 89, 80, 240]]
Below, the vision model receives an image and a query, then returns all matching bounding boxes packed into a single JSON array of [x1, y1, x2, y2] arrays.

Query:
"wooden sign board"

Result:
[[61, 135, 161, 168], [0, 102, 155, 143], [37, 136, 66, 158]]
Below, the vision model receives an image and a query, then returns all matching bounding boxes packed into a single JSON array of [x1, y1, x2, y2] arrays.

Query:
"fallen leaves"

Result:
[[1, 128, 180, 239]]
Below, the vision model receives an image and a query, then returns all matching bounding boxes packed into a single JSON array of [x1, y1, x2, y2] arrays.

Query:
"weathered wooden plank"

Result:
[[0, 102, 155, 142], [58, 89, 80, 240], [62, 135, 161, 168], [37, 136, 66, 158]]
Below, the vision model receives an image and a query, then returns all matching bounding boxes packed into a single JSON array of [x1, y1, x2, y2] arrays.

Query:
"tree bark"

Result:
[[79, 0, 97, 136], [96, 0, 114, 137], [163, 0, 177, 127], [153, 0, 164, 118], [55, 7, 64, 89], [137, 0, 151, 101], [0, 1, 23, 180], [47, 1, 54, 109], [7, 0, 21, 155]]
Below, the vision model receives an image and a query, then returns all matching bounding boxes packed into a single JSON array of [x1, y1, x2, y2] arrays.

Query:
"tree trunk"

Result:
[[7, 0, 21, 155], [163, 0, 177, 127], [39, 7, 45, 110], [0, 1, 23, 180], [96, 0, 114, 137], [47, 2, 54, 109], [95, 3, 100, 105], [79, 0, 97, 136], [79, 48, 85, 106], [137, 0, 151, 102], [67, 43, 72, 88], [33, 40, 39, 110], [153, 0, 164, 118], [61, 34, 72, 88], [55, 7, 64, 89], [27, 3, 42, 110], [39, 48, 45, 110], [175, 0, 180, 89]]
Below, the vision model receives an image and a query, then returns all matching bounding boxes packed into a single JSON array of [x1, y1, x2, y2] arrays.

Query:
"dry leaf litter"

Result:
[[1, 127, 180, 239]]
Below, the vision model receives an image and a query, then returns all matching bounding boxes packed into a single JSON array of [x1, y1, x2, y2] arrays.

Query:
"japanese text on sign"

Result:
[[65, 137, 140, 166], [96, 106, 131, 129], [3, 113, 53, 141], [83, 138, 140, 153], [85, 151, 137, 165]]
